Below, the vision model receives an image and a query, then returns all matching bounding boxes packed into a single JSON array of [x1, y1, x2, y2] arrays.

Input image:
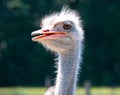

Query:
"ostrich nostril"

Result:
[[43, 29, 50, 32]]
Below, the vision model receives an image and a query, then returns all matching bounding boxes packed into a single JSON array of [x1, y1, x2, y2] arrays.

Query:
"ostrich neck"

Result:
[[55, 42, 82, 95]]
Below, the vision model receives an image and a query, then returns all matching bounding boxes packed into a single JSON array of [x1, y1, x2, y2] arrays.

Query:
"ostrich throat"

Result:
[[55, 42, 81, 95]]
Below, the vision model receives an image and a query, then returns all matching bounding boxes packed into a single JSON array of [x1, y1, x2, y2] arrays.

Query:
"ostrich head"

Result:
[[31, 7, 84, 53]]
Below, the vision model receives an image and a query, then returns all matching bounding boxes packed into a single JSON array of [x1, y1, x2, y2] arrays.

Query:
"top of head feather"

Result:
[[41, 6, 83, 38]]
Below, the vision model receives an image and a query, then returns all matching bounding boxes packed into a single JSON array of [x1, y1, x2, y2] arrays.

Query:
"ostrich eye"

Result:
[[63, 24, 72, 30]]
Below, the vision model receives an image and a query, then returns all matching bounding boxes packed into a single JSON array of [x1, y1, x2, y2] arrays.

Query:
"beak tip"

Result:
[[31, 32, 34, 36], [31, 30, 42, 36], [32, 38, 36, 41]]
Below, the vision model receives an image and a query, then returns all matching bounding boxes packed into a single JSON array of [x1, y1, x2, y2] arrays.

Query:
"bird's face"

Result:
[[31, 7, 84, 52]]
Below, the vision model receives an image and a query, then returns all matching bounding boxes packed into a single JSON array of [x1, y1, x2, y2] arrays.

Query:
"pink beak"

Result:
[[31, 29, 67, 41]]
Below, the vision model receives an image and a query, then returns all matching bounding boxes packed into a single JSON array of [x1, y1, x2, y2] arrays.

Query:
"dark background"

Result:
[[0, 0, 120, 87]]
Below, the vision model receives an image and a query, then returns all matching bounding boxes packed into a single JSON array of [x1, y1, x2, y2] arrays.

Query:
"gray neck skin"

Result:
[[55, 42, 82, 95]]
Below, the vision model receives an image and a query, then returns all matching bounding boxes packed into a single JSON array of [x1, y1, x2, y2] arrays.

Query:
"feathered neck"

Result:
[[55, 41, 83, 95]]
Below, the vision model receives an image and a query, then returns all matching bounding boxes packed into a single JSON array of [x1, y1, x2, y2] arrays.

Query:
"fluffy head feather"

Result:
[[41, 7, 83, 39]]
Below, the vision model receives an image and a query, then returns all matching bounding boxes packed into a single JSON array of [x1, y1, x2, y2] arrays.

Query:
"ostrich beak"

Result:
[[31, 29, 67, 41]]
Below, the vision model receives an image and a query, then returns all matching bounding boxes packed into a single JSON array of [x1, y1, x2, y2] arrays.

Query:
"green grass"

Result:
[[0, 87, 120, 95], [77, 87, 120, 95], [0, 87, 45, 95]]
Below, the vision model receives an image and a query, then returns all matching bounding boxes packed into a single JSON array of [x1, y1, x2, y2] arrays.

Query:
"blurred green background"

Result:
[[0, 0, 120, 87]]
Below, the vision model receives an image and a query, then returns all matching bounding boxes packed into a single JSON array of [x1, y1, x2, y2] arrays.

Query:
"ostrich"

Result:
[[31, 7, 84, 95]]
